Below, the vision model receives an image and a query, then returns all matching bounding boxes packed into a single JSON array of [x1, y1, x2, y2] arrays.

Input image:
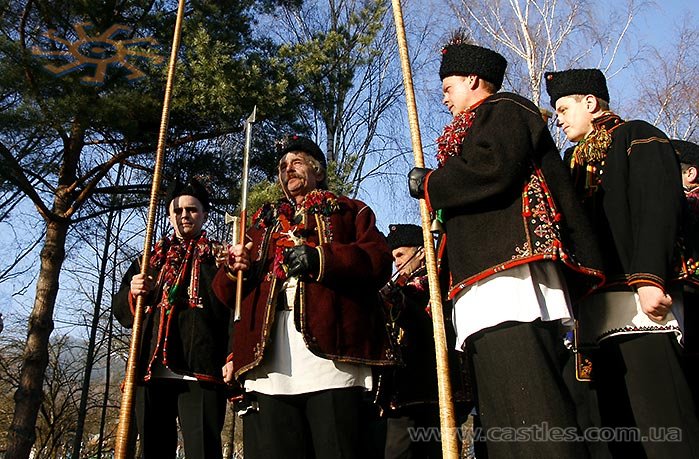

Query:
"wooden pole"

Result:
[[389, 1, 459, 457], [113, 1, 187, 457], [234, 107, 256, 321]]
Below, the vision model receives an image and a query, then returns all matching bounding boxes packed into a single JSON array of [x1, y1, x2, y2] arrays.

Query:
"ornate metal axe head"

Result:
[[224, 211, 237, 226], [247, 105, 257, 124]]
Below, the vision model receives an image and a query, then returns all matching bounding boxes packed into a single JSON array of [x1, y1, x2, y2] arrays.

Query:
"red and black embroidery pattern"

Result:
[[149, 231, 213, 310], [251, 190, 340, 280], [435, 109, 476, 167], [515, 167, 563, 258]]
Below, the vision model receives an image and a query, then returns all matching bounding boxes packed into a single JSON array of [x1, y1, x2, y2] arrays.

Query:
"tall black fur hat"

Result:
[[386, 224, 423, 250], [164, 177, 210, 211], [276, 134, 327, 171], [544, 69, 610, 107], [671, 139, 699, 167], [276, 134, 328, 190], [439, 34, 507, 89]]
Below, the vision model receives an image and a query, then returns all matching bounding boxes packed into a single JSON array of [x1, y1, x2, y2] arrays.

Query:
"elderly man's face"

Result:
[[168, 195, 207, 239], [279, 151, 322, 202], [392, 246, 424, 276]]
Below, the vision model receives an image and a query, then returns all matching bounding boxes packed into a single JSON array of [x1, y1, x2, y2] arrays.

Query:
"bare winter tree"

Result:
[[0, 329, 95, 459], [632, 20, 699, 141], [445, 0, 647, 107], [271, 0, 410, 196]]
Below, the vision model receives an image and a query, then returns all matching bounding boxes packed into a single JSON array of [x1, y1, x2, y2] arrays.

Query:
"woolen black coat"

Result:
[[563, 113, 684, 290], [424, 91, 604, 299], [113, 248, 231, 384]]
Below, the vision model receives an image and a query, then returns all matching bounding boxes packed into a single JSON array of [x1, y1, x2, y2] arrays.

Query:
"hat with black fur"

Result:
[[671, 139, 699, 167], [544, 69, 610, 108], [439, 35, 507, 89], [277, 134, 327, 171], [386, 224, 423, 250], [276, 134, 328, 190], [164, 177, 210, 211]]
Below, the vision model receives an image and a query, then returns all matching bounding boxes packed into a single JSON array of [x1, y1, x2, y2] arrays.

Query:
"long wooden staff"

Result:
[[390, 1, 459, 457], [233, 106, 256, 321], [114, 1, 187, 457]]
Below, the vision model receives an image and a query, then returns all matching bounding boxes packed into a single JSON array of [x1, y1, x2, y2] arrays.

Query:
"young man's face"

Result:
[[392, 246, 424, 276], [442, 75, 473, 116], [554, 95, 596, 143], [682, 165, 698, 189], [279, 151, 322, 201], [168, 195, 207, 239]]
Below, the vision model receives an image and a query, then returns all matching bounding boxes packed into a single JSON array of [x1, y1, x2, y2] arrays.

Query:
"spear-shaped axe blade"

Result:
[[224, 211, 239, 247], [234, 106, 257, 321]]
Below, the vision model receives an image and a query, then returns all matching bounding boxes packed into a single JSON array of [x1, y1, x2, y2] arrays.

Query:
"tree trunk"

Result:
[[97, 312, 116, 459], [71, 203, 118, 459], [5, 218, 69, 459], [6, 122, 83, 459]]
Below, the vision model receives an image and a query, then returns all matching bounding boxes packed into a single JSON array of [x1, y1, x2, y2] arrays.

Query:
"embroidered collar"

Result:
[[592, 111, 623, 132], [252, 189, 340, 280], [150, 231, 213, 310], [435, 97, 487, 167], [685, 185, 699, 196], [571, 112, 623, 167], [253, 189, 340, 229]]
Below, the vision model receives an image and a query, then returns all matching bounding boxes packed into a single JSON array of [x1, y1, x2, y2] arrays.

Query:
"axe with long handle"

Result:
[[232, 106, 257, 321]]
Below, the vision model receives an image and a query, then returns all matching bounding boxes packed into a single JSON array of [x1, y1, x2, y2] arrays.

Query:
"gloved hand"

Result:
[[284, 244, 320, 280], [408, 167, 431, 199]]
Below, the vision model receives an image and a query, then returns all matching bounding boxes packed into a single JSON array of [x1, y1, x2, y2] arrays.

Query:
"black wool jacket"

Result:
[[563, 113, 684, 290], [424, 92, 604, 299], [113, 246, 231, 384]]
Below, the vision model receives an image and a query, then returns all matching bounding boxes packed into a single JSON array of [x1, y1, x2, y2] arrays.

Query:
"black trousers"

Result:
[[384, 407, 443, 459], [242, 387, 365, 459], [592, 332, 699, 458], [465, 319, 589, 459], [135, 379, 226, 459]]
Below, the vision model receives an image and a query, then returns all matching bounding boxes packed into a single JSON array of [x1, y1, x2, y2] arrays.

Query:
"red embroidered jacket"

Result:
[[212, 193, 397, 383]]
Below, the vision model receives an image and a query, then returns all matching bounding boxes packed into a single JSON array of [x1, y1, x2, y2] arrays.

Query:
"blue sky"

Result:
[[1, 0, 697, 325], [359, 0, 698, 234]]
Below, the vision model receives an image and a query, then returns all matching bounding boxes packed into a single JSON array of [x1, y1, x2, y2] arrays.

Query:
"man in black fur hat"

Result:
[[546, 69, 699, 457], [407, 32, 604, 458], [379, 224, 470, 458], [674, 139, 699, 201], [672, 139, 699, 404], [213, 135, 395, 458], [673, 139, 699, 294], [112, 177, 230, 459]]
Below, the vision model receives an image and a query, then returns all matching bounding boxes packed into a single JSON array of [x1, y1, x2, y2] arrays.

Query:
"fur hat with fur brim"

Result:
[[439, 36, 507, 89], [276, 134, 328, 190], [544, 69, 610, 108], [672, 139, 699, 167], [276, 135, 327, 170], [164, 177, 211, 211], [386, 224, 423, 250]]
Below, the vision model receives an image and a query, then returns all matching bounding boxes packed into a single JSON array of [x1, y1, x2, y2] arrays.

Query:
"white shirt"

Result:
[[452, 261, 574, 350], [244, 277, 373, 395], [577, 288, 683, 347]]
